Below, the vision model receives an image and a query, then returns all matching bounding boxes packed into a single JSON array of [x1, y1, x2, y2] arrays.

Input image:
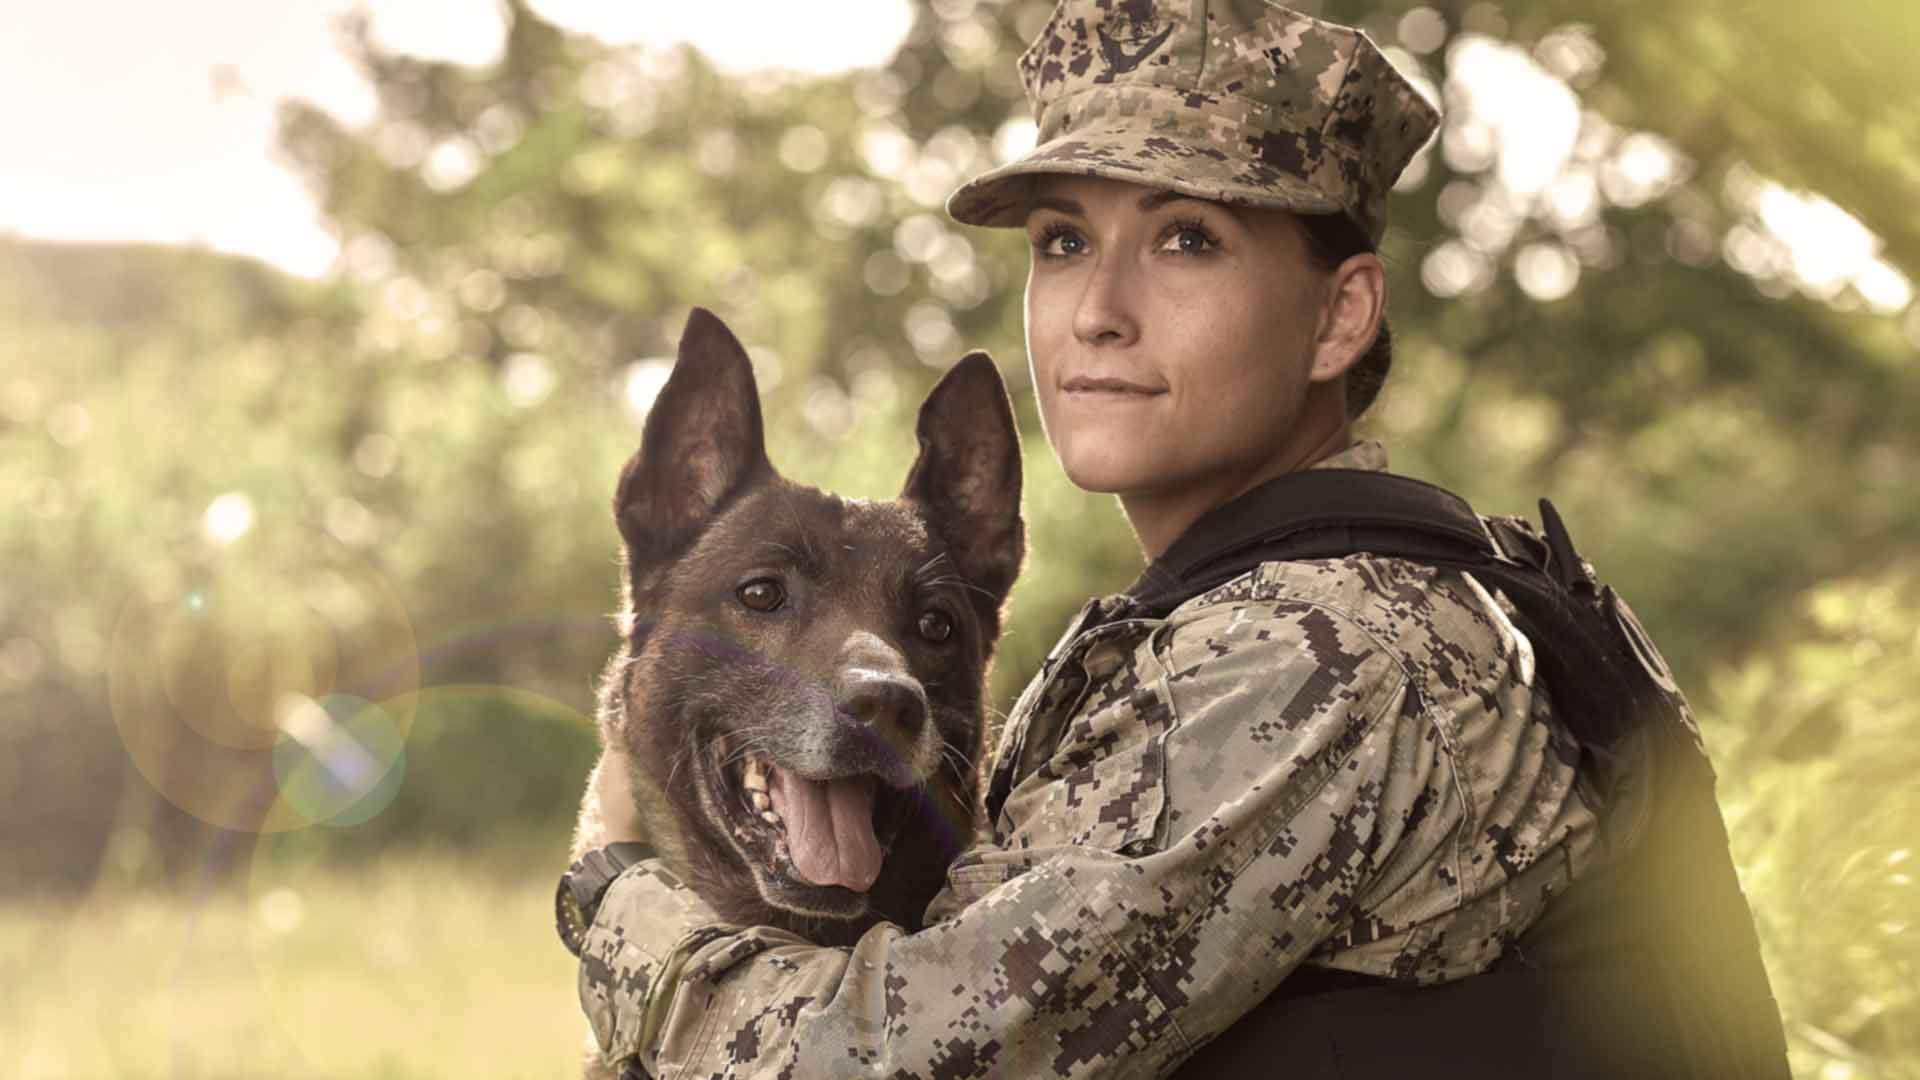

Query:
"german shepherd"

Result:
[[570, 308, 1023, 949]]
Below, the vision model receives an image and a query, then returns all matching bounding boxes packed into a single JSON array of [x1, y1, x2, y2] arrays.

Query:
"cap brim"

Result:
[[947, 123, 1344, 229]]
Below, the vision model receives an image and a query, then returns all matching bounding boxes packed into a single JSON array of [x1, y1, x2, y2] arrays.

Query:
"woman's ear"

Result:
[[1310, 252, 1386, 383]]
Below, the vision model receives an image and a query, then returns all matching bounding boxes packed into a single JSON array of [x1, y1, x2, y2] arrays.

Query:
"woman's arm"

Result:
[[578, 600, 1448, 1079]]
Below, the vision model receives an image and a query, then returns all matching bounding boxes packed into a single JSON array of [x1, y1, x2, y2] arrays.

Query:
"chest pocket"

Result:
[[994, 626, 1173, 855]]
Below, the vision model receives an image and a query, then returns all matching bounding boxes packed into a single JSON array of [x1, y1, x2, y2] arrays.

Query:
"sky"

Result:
[[0, 0, 913, 278]]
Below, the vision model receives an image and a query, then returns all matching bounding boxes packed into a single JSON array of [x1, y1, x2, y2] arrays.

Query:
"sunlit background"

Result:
[[3, 0, 1917, 1076], [0, 0, 916, 275]]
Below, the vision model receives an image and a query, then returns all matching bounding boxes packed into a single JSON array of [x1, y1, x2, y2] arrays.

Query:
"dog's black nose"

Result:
[[840, 672, 928, 739]]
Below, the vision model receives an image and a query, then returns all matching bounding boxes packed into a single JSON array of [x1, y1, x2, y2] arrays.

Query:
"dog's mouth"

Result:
[[742, 755, 884, 892], [709, 735, 917, 902]]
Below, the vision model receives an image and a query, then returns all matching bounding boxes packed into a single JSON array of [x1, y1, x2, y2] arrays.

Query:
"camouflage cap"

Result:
[[946, 0, 1440, 244]]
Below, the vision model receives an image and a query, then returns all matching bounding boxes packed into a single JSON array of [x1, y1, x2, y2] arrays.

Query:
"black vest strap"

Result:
[[1130, 470, 1512, 616]]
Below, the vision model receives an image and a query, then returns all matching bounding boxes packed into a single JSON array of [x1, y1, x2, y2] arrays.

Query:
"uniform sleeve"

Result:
[[580, 600, 1447, 1079]]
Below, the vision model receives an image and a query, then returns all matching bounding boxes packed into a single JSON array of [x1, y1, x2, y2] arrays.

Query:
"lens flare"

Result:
[[270, 694, 407, 828], [108, 553, 419, 833]]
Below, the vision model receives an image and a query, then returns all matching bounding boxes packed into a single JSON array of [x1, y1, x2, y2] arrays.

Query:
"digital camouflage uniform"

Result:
[[576, 442, 1605, 1078]]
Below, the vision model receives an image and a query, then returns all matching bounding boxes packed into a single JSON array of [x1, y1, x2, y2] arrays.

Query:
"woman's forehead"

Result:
[[1024, 174, 1299, 238]]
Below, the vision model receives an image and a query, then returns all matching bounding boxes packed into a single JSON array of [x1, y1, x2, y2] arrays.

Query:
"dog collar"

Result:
[[555, 842, 656, 958]]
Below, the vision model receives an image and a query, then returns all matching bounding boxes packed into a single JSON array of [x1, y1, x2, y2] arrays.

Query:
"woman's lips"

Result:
[[1060, 375, 1166, 398]]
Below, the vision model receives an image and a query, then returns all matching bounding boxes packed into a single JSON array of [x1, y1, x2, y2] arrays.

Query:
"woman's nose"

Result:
[[1072, 254, 1140, 348]]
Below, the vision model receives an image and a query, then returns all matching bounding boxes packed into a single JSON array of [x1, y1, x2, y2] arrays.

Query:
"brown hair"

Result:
[[1297, 213, 1391, 422]]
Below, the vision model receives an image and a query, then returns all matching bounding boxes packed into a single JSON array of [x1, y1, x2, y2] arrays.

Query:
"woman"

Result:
[[567, 2, 1652, 1075]]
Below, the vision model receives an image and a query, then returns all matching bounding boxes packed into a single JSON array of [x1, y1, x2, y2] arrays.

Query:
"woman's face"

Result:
[[1021, 174, 1353, 511]]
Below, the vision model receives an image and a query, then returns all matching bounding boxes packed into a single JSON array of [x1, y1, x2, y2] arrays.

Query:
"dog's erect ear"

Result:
[[615, 308, 771, 570], [901, 352, 1025, 607]]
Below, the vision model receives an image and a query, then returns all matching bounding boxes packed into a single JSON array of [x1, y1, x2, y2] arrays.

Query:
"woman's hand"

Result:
[[598, 749, 649, 842], [573, 747, 651, 853]]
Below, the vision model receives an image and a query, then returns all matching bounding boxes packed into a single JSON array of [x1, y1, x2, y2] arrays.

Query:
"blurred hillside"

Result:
[[4, 0, 1918, 1076]]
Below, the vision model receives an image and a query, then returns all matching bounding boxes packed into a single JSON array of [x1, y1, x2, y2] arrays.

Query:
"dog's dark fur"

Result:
[[571, 308, 1022, 948]]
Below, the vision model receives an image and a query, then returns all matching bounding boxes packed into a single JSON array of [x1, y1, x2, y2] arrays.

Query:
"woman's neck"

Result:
[[1121, 420, 1354, 562]]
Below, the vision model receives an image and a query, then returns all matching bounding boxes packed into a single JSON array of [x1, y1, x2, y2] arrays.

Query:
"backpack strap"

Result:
[[1130, 470, 1527, 615]]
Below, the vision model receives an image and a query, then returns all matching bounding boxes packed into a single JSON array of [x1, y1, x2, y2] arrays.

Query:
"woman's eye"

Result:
[[917, 609, 954, 643], [737, 579, 785, 612], [1033, 225, 1085, 257], [1162, 224, 1216, 255]]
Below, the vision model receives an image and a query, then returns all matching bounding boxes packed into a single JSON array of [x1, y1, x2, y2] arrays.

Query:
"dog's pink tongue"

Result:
[[768, 771, 882, 892]]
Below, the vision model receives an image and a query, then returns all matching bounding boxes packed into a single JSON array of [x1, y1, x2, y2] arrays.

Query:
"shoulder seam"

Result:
[[1172, 555, 1441, 613], [1162, 587, 1420, 691]]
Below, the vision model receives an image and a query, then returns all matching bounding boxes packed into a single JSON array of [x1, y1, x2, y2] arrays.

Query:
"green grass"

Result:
[[0, 848, 588, 1079]]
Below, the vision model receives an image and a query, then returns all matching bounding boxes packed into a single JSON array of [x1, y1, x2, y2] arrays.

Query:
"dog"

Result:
[[570, 307, 1023, 953]]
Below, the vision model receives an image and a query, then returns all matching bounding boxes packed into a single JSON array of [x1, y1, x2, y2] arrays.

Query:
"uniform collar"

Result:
[[1307, 439, 1389, 474]]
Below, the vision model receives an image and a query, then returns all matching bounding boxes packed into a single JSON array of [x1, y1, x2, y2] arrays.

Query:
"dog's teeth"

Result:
[[760, 810, 783, 827], [742, 759, 767, 793], [750, 790, 771, 811]]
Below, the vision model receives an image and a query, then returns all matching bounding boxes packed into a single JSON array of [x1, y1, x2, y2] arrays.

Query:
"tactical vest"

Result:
[[1139, 470, 1793, 1080]]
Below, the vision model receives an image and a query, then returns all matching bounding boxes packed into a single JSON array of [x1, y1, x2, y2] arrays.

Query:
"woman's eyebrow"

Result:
[[1025, 189, 1242, 223], [1025, 195, 1084, 219], [1137, 190, 1192, 212], [1139, 188, 1245, 223]]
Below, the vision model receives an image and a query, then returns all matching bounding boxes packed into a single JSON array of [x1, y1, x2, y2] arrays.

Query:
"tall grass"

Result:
[[1, 847, 585, 1079]]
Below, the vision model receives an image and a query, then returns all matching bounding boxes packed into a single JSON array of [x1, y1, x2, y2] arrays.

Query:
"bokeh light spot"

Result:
[[1421, 240, 1493, 298], [802, 379, 855, 443], [1515, 242, 1581, 301], [203, 492, 255, 545], [991, 116, 1037, 166], [501, 352, 556, 407], [778, 125, 829, 173], [1398, 7, 1448, 55], [621, 358, 674, 421], [421, 136, 482, 192], [256, 886, 307, 935]]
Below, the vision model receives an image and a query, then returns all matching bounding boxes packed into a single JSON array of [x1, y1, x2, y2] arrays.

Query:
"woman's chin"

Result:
[[1050, 434, 1168, 496], [1058, 458, 1148, 496]]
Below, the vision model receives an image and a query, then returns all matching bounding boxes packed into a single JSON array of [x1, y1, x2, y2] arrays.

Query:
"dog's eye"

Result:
[[917, 609, 954, 643], [737, 580, 785, 612]]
